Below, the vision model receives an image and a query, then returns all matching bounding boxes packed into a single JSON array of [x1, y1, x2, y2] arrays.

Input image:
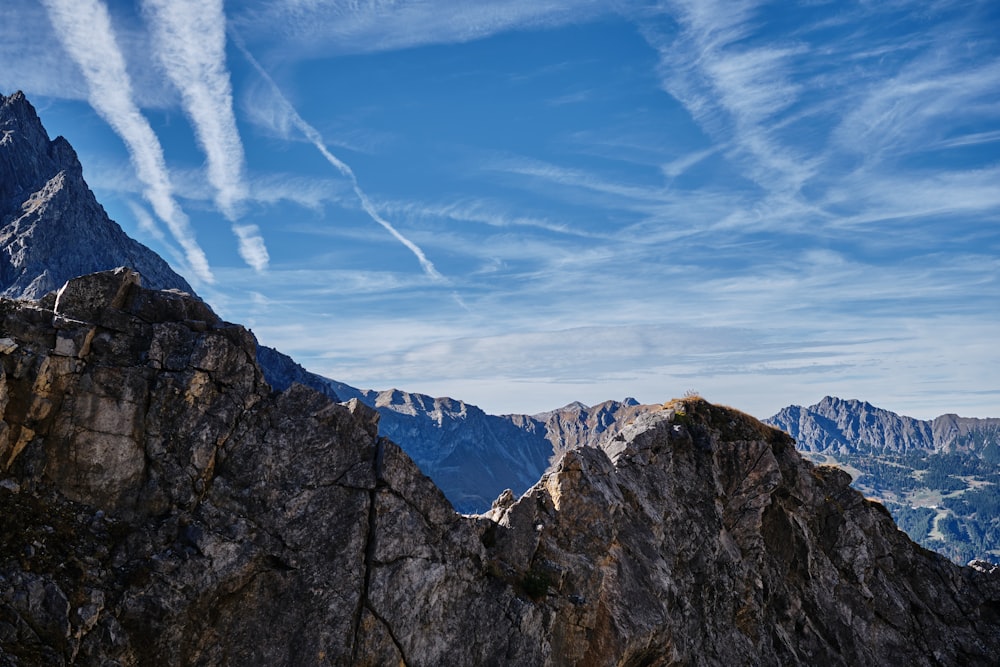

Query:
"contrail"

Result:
[[40, 0, 213, 283], [142, 0, 269, 272], [232, 35, 444, 282]]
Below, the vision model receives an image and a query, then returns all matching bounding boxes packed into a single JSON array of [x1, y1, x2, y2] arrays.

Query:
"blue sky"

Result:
[[2, 0, 998, 419]]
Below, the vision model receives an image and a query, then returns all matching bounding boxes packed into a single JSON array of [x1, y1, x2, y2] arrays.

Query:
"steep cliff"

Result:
[[2, 269, 999, 665], [255, 343, 654, 513], [0, 268, 519, 665], [0, 91, 192, 299]]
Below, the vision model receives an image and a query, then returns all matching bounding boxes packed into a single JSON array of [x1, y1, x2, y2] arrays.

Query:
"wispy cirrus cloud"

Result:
[[379, 197, 601, 237], [232, 35, 444, 282], [233, 0, 615, 58], [634, 0, 1000, 237], [141, 0, 268, 273], [832, 54, 1000, 160], [641, 0, 815, 197], [39, 0, 213, 283]]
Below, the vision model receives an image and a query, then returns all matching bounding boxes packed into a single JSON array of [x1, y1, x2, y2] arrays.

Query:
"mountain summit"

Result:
[[1, 271, 999, 664], [0, 91, 192, 299]]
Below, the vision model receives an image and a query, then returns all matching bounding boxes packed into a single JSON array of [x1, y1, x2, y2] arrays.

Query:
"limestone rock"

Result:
[[1, 274, 998, 665], [256, 346, 661, 515]]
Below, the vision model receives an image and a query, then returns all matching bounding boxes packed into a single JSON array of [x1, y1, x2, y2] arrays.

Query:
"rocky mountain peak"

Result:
[[767, 395, 934, 455], [0, 91, 79, 210], [2, 278, 999, 664], [0, 90, 192, 300], [768, 396, 1000, 456]]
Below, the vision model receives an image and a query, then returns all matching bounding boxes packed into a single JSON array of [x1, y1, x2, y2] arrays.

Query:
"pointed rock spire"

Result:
[[0, 90, 193, 299]]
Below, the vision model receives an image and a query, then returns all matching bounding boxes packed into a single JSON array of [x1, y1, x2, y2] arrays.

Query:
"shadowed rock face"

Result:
[[1, 270, 999, 666], [0, 91, 192, 299]]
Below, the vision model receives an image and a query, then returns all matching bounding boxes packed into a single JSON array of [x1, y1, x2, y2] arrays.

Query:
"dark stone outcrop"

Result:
[[0, 91, 192, 299], [2, 269, 999, 665], [0, 269, 518, 664]]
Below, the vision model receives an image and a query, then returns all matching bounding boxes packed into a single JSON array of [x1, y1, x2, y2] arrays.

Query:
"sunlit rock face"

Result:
[[0, 269, 522, 665], [0, 91, 191, 300], [2, 270, 999, 665]]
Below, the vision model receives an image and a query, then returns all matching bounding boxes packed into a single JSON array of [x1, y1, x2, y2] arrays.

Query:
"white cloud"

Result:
[[39, 0, 213, 283], [233, 36, 444, 281], [379, 198, 594, 237], [232, 223, 270, 273], [832, 54, 1000, 159], [141, 0, 269, 272], [244, 172, 353, 210], [234, 0, 615, 58], [642, 0, 817, 196], [142, 0, 246, 215], [125, 200, 166, 243], [826, 166, 1000, 228]]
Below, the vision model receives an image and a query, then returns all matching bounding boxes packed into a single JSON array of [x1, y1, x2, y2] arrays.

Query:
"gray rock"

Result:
[[766, 395, 1000, 455], [0, 91, 193, 300], [252, 355, 661, 514], [1, 274, 999, 665]]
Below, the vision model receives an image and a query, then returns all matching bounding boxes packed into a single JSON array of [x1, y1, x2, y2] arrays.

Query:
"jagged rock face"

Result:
[[255, 345, 552, 512], [0, 269, 528, 665], [767, 396, 1000, 455], [488, 400, 1000, 665], [532, 397, 652, 458], [0, 92, 192, 299], [2, 272, 999, 665], [255, 345, 650, 513]]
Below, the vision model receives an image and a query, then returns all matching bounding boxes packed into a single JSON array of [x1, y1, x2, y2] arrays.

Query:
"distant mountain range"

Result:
[[2, 89, 998, 564], [257, 343, 651, 512], [767, 395, 1000, 456], [767, 397, 1000, 563]]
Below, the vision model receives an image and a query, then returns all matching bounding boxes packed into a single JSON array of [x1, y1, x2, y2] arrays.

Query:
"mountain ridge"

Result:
[[766, 395, 1000, 456], [4, 89, 997, 565], [2, 271, 998, 664], [255, 341, 657, 512]]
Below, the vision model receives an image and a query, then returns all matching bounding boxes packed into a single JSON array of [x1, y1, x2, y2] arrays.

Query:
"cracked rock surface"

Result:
[[1, 269, 999, 665]]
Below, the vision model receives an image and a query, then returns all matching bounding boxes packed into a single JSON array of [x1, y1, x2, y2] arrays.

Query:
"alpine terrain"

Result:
[[0, 92, 192, 299], [1, 268, 999, 665], [2, 91, 1000, 664], [768, 397, 1000, 564]]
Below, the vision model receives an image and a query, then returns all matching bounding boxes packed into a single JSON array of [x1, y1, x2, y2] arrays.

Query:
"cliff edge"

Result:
[[1, 269, 998, 665]]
